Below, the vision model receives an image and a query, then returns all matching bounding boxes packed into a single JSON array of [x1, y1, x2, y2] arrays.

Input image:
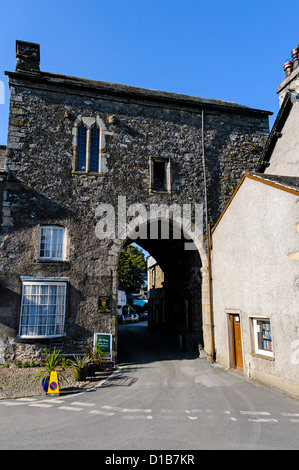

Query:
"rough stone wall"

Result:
[[0, 50, 270, 362], [204, 112, 269, 218], [5, 84, 269, 222]]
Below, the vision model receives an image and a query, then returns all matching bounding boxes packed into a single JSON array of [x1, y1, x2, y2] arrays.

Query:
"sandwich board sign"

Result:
[[94, 332, 112, 360]]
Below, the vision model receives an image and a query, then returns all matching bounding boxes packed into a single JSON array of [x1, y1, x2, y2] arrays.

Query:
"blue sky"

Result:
[[1, 0, 299, 144]]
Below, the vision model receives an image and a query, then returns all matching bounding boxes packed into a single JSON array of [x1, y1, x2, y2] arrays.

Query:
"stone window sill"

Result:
[[34, 259, 70, 265], [250, 352, 275, 361], [149, 189, 172, 195], [72, 171, 102, 176]]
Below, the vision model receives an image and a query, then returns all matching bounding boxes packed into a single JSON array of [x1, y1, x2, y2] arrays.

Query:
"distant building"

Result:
[[147, 256, 166, 330], [117, 290, 127, 315]]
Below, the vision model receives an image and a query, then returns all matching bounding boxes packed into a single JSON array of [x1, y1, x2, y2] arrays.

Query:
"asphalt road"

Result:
[[0, 322, 299, 451]]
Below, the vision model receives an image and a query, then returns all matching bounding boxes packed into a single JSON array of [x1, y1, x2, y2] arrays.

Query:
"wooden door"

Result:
[[230, 314, 243, 371]]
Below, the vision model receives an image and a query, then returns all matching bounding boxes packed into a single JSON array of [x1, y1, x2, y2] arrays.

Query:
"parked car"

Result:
[[124, 314, 134, 322], [118, 314, 127, 324], [140, 311, 148, 321], [132, 313, 139, 322]]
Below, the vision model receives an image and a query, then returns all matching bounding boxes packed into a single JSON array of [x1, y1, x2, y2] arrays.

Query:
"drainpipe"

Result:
[[207, 223, 215, 361], [201, 108, 209, 236], [201, 108, 215, 361]]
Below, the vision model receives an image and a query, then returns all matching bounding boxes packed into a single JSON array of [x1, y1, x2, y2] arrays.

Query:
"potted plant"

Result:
[[69, 355, 91, 381], [37, 348, 65, 392], [86, 345, 96, 377], [93, 342, 103, 371]]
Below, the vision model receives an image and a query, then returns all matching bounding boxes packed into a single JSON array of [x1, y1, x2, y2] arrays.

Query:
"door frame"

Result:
[[226, 309, 244, 371]]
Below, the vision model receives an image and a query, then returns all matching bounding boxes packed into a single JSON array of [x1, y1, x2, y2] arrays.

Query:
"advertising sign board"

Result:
[[94, 332, 112, 359]]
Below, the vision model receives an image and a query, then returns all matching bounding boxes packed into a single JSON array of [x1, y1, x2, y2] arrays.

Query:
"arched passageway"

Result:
[[107, 214, 212, 360]]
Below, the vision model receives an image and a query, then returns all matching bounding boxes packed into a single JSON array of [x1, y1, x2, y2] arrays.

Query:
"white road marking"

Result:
[[89, 409, 115, 416], [41, 399, 65, 404], [101, 405, 126, 412], [185, 410, 202, 420], [248, 418, 278, 423], [123, 408, 152, 413], [71, 401, 95, 407], [102, 405, 151, 413], [16, 398, 37, 401], [124, 415, 153, 420], [28, 403, 53, 408], [1, 398, 298, 425], [1, 402, 26, 406], [240, 411, 277, 422], [58, 406, 84, 412]]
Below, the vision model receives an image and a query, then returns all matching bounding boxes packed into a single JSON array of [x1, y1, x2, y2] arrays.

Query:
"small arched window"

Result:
[[72, 116, 113, 174], [89, 126, 100, 173], [76, 124, 87, 171]]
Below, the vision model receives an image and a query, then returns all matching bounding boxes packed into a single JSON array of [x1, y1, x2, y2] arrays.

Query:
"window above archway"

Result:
[[149, 157, 172, 193], [76, 124, 88, 171], [72, 115, 113, 174]]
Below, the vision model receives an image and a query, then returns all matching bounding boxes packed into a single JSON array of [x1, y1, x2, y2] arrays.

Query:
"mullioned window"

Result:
[[72, 116, 113, 174]]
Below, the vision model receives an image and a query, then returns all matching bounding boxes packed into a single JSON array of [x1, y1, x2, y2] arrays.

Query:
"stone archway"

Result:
[[103, 207, 212, 360]]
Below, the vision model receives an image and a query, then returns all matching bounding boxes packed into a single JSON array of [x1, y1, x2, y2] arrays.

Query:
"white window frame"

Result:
[[252, 317, 274, 358], [19, 278, 68, 339], [39, 226, 65, 261]]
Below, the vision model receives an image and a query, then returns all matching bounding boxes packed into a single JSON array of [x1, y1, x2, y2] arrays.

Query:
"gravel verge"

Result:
[[0, 365, 114, 399]]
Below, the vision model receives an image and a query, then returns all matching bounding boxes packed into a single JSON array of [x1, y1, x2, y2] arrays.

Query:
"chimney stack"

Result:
[[15, 40, 40, 72], [278, 42, 299, 106], [291, 47, 299, 69], [284, 60, 293, 77]]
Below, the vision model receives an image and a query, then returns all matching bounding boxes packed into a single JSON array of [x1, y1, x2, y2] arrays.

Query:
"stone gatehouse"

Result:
[[0, 40, 271, 363]]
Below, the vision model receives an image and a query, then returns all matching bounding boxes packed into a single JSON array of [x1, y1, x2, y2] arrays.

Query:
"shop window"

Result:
[[252, 318, 273, 357], [19, 279, 67, 338]]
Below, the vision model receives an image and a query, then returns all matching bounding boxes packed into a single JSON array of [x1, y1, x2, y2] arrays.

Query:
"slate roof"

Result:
[[257, 92, 294, 172], [5, 69, 272, 116], [249, 172, 299, 192]]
